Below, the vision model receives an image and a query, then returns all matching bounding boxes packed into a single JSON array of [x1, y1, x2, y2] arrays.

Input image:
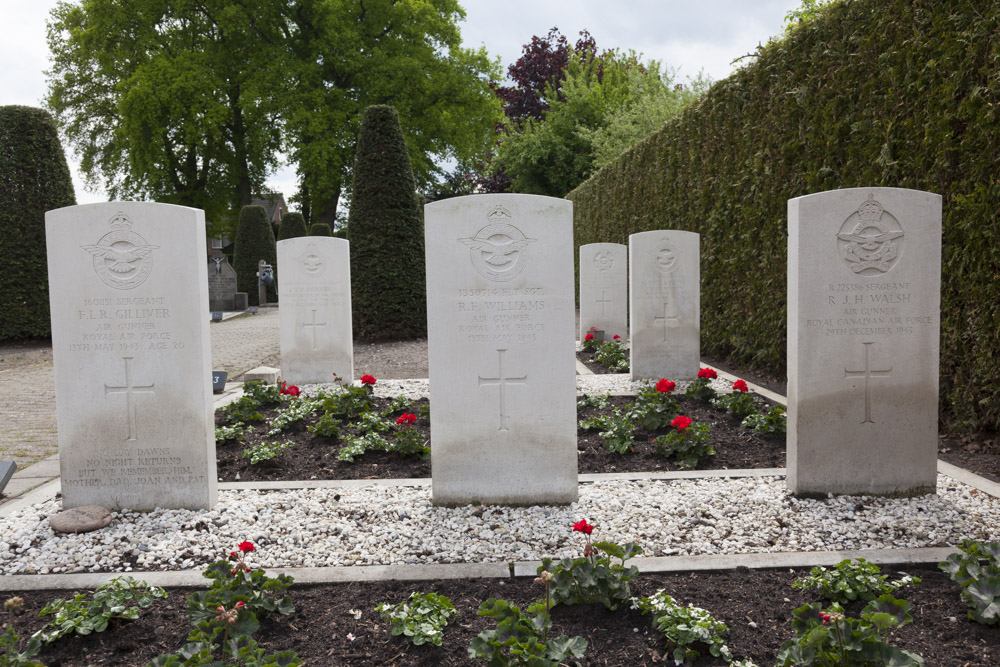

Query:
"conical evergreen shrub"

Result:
[[348, 105, 426, 341], [0, 106, 76, 340], [308, 223, 332, 236], [233, 204, 277, 306], [278, 212, 308, 241]]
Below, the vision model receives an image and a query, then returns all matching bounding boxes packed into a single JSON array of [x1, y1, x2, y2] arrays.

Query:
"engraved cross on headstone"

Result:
[[301, 309, 327, 351], [844, 341, 892, 424], [478, 348, 527, 432], [596, 290, 612, 317], [104, 356, 155, 441], [653, 300, 680, 342]]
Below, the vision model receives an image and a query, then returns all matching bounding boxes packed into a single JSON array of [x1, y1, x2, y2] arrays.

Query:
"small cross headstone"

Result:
[[426, 194, 577, 506], [629, 230, 700, 380], [46, 202, 217, 511], [579, 243, 627, 341], [787, 187, 941, 496], [277, 237, 354, 384]]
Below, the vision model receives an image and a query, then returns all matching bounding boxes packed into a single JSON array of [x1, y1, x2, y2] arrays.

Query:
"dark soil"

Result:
[[216, 394, 784, 483], [5, 565, 997, 666], [578, 350, 1000, 484]]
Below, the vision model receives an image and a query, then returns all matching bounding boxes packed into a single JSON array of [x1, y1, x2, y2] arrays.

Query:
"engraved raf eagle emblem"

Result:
[[82, 243, 157, 273], [459, 205, 536, 282], [82, 212, 159, 290], [836, 194, 905, 275], [295, 243, 326, 277]]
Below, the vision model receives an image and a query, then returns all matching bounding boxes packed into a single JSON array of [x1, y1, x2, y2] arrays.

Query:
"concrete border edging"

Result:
[[0, 546, 960, 592]]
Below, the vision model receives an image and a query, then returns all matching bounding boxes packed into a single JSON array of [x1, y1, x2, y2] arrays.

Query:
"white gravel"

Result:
[[298, 374, 735, 401], [1, 474, 997, 575]]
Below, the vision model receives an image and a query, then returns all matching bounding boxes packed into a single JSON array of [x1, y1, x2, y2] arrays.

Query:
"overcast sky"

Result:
[[2, 0, 802, 205]]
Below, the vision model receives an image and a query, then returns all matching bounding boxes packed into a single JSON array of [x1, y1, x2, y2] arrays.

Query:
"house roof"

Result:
[[250, 193, 287, 223]]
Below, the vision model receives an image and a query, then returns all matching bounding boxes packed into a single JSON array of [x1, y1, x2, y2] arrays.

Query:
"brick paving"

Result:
[[0, 309, 281, 470]]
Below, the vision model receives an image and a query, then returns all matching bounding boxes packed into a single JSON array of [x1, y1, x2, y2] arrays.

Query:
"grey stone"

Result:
[[277, 237, 354, 384], [787, 187, 941, 496], [425, 194, 578, 506], [208, 254, 239, 311], [629, 230, 700, 380], [49, 505, 112, 534], [46, 202, 217, 511], [579, 243, 627, 341], [243, 366, 281, 384]]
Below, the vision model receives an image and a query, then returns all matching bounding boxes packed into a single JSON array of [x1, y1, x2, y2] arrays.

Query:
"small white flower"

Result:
[[346, 632, 356, 642]]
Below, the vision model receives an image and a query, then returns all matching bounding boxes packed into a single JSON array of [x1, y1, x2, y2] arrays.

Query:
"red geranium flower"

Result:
[[697, 367, 717, 380], [281, 384, 300, 397], [613, 334, 621, 340], [238, 541, 254, 553], [584, 333, 594, 341], [733, 379, 749, 393], [671, 415, 693, 430], [360, 374, 377, 386], [406, 413, 416, 424], [572, 519, 594, 535], [655, 378, 676, 393]]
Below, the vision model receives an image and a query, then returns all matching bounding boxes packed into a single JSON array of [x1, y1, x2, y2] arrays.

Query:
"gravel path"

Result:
[[2, 474, 997, 575]]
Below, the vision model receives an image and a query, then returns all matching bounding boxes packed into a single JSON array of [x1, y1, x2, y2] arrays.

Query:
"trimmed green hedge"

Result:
[[348, 105, 426, 341], [0, 106, 76, 340], [567, 0, 1000, 432], [278, 212, 308, 241], [233, 205, 277, 306], [308, 223, 332, 236]]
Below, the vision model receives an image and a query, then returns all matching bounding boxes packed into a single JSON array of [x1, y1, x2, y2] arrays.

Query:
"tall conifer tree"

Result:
[[0, 106, 76, 339], [348, 106, 426, 340]]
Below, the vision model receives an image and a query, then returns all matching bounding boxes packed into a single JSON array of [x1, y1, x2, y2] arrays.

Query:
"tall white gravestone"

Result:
[[46, 202, 216, 511], [425, 194, 577, 506], [787, 187, 941, 496], [629, 230, 700, 380], [277, 237, 353, 384], [579, 242, 627, 341]]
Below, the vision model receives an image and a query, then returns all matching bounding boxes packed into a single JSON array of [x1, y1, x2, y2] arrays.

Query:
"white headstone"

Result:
[[425, 194, 577, 506], [787, 187, 941, 496], [277, 237, 353, 384], [46, 202, 217, 511], [629, 230, 700, 380], [579, 243, 627, 341]]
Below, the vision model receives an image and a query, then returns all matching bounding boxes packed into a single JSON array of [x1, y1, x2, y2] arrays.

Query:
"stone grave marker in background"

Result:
[[46, 202, 216, 511], [788, 187, 941, 496], [207, 254, 240, 311], [579, 242, 627, 341], [425, 194, 577, 506], [629, 230, 700, 381], [277, 237, 353, 384]]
